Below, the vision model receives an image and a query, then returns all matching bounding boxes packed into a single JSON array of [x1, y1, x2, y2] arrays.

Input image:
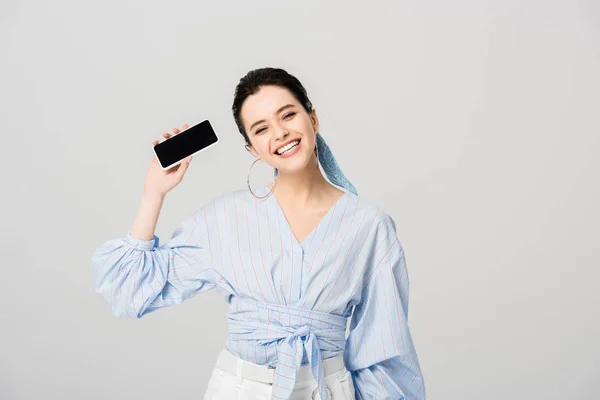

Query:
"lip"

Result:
[[276, 139, 301, 158], [273, 138, 301, 154]]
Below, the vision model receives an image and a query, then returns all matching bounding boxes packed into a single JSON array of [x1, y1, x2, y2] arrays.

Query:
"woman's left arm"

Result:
[[344, 216, 427, 400]]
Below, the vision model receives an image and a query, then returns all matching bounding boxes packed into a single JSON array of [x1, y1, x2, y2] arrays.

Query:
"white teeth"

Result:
[[276, 140, 299, 155]]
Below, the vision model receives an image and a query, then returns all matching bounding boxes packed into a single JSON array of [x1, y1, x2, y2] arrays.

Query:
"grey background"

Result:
[[1, 1, 598, 399]]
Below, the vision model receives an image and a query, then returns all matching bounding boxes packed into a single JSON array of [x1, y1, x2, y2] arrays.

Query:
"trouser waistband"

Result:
[[214, 347, 346, 385]]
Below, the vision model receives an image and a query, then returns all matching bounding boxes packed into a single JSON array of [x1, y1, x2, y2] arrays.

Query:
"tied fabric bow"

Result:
[[227, 297, 348, 400], [258, 324, 328, 400], [275, 132, 357, 196]]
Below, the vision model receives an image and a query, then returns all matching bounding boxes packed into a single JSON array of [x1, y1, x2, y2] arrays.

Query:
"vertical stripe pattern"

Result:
[[91, 185, 426, 399]]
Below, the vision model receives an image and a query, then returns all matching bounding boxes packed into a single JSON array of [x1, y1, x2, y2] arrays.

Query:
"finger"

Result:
[[177, 157, 191, 176], [182, 123, 189, 130], [173, 127, 180, 134], [163, 132, 172, 139]]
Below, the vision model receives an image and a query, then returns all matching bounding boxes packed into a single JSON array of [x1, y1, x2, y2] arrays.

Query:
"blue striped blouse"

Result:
[[91, 185, 426, 399]]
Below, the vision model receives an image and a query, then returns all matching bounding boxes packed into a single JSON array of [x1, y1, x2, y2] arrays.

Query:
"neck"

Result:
[[267, 159, 338, 210]]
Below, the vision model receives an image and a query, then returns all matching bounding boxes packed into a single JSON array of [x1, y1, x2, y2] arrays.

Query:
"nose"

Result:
[[274, 126, 290, 141]]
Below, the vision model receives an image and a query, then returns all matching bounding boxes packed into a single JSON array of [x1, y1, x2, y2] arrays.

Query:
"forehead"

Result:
[[241, 85, 299, 124]]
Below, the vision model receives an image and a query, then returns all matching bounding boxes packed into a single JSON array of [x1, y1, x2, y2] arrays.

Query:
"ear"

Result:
[[311, 108, 320, 133], [245, 144, 259, 159]]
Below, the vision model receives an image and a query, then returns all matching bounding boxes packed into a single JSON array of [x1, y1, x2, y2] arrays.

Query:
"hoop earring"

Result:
[[247, 158, 277, 199]]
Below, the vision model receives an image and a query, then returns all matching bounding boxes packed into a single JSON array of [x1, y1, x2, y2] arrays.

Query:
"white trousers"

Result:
[[203, 348, 356, 400]]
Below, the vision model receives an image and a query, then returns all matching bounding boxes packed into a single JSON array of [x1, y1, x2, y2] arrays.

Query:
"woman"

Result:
[[92, 67, 426, 399]]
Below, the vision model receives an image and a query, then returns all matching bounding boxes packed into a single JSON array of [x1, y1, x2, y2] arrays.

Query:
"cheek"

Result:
[[254, 138, 271, 156], [294, 118, 313, 131]]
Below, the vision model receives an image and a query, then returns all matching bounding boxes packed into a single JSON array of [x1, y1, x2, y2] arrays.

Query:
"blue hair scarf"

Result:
[[274, 132, 357, 196]]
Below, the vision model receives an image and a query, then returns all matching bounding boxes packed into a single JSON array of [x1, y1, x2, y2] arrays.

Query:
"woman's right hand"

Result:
[[144, 123, 192, 198]]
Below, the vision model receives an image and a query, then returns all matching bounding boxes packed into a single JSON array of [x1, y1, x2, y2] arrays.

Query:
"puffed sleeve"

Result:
[[91, 204, 218, 319], [344, 215, 426, 399]]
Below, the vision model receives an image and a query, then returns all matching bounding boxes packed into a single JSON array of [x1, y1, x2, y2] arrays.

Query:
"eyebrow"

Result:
[[248, 104, 296, 133]]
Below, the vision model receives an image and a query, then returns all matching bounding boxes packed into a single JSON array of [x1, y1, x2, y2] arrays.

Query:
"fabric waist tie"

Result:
[[227, 297, 348, 400]]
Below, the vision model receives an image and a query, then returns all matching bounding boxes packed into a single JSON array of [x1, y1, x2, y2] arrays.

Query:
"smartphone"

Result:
[[153, 119, 219, 170]]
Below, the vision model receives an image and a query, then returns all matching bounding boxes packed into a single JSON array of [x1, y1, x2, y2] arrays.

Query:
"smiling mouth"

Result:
[[274, 139, 301, 155]]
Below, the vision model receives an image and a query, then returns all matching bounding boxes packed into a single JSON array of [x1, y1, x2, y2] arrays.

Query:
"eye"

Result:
[[256, 127, 266, 134], [284, 112, 296, 119]]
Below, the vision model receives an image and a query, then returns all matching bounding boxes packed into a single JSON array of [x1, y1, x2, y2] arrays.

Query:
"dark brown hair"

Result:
[[232, 67, 313, 147]]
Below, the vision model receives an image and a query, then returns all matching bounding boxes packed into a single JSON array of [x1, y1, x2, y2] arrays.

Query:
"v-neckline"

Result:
[[265, 185, 348, 251]]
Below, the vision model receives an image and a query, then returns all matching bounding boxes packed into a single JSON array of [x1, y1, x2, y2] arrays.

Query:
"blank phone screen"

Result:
[[153, 119, 218, 168]]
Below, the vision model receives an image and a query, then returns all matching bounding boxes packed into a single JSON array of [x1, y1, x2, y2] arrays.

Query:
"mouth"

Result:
[[274, 138, 301, 157]]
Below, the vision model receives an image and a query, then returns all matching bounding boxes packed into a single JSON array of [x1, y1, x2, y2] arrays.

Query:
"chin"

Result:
[[273, 152, 313, 173]]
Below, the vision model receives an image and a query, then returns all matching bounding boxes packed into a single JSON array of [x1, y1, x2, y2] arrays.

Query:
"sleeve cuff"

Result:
[[124, 231, 159, 250]]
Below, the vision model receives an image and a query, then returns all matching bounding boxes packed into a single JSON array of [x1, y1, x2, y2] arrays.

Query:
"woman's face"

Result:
[[242, 85, 319, 174]]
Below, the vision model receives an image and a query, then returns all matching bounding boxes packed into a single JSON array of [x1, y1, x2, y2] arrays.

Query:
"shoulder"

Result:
[[345, 194, 406, 277], [346, 191, 397, 232], [347, 192, 404, 256]]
